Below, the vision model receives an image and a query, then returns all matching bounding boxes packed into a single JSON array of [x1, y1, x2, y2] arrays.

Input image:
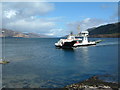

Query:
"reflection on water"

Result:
[[2, 38, 118, 88], [63, 49, 76, 61], [80, 47, 89, 66]]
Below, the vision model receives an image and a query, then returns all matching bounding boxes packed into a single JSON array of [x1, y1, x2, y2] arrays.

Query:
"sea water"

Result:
[[1, 38, 119, 88]]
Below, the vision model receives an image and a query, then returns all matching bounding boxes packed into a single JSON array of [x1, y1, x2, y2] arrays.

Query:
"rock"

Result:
[[65, 75, 118, 90]]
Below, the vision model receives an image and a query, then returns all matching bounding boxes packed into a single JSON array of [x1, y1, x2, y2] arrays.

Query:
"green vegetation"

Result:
[[88, 22, 120, 38]]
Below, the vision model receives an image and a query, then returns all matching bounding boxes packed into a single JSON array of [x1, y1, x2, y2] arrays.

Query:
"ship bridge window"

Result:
[[71, 37, 75, 39]]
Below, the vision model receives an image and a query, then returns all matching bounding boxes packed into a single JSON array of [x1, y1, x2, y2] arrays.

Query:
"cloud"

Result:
[[46, 28, 65, 37], [3, 18, 56, 34], [3, 2, 54, 18], [2, 2, 67, 37], [67, 18, 108, 34], [0, 3, 2, 29], [2, 2, 58, 35], [4, 10, 18, 19], [83, 18, 91, 23], [2, 2, 118, 37]]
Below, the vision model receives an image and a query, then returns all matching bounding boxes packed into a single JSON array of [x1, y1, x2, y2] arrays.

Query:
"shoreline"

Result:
[[65, 75, 119, 90]]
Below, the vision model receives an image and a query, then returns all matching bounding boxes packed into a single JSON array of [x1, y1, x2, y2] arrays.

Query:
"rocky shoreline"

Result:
[[65, 76, 119, 90]]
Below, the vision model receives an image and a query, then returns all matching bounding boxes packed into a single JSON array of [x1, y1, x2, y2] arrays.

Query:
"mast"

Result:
[[77, 25, 80, 37]]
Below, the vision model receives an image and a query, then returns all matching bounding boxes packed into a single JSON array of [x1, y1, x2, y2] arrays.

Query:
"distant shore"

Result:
[[89, 33, 120, 38], [65, 75, 119, 90]]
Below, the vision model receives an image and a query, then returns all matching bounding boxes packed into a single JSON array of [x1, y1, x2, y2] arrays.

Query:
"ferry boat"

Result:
[[55, 31, 102, 49]]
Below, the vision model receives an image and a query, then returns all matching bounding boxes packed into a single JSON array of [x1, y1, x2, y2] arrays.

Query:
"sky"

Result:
[[1, 2, 119, 37]]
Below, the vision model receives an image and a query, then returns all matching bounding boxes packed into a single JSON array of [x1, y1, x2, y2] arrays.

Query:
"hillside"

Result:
[[0, 29, 48, 38], [88, 22, 120, 38]]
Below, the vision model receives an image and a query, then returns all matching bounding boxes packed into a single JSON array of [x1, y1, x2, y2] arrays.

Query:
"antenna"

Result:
[[70, 31, 73, 35], [77, 25, 80, 32], [77, 25, 80, 36]]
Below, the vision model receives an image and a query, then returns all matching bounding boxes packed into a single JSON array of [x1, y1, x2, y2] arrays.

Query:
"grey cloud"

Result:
[[47, 28, 65, 37], [2, 2, 57, 35], [2, 2, 55, 24], [67, 18, 108, 34], [3, 2, 54, 17], [3, 18, 56, 34]]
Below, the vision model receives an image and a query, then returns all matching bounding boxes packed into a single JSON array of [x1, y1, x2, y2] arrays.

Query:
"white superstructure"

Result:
[[55, 30, 102, 49], [81, 31, 89, 44]]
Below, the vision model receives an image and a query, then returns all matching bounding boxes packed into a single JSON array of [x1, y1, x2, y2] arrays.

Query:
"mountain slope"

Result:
[[0, 29, 48, 38], [88, 22, 120, 37]]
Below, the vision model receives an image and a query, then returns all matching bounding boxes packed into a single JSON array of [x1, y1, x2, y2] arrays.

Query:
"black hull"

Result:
[[55, 41, 76, 49], [62, 41, 76, 49], [55, 43, 97, 49]]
